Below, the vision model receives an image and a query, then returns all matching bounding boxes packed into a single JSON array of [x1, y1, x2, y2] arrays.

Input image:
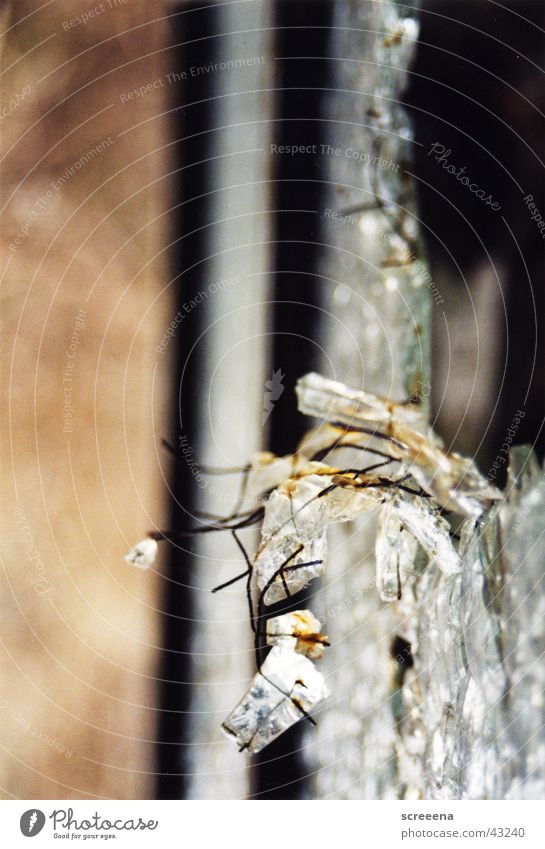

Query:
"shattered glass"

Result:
[[297, 372, 501, 518], [375, 500, 418, 601], [124, 537, 158, 570], [222, 642, 330, 754], [220, 364, 500, 754], [395, 448, 545, 798], [266, 609, 329, 660], [254, 471, 388, 604], [124, 0, 543, 797]]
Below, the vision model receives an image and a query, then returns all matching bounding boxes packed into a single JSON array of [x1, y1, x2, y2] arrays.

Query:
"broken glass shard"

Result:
[[254, 473, 389, 604], [222, 643, 330, 753], [266, 609, 329, 659], [390, 495, 461, 575], [375, 500, 418, 601], [124, 537, 158, 570]]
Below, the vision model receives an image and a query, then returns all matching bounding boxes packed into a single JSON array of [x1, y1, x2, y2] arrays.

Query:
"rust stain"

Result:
[[383, 29, 404, 48]]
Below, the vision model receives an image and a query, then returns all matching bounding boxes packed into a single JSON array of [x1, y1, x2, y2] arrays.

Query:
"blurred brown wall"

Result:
[[1, 1, 172, 799]]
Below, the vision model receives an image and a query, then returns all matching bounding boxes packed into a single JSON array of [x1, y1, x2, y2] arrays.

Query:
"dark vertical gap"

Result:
[[156, 2, 217, 800], [253, 0, 334, 800]]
